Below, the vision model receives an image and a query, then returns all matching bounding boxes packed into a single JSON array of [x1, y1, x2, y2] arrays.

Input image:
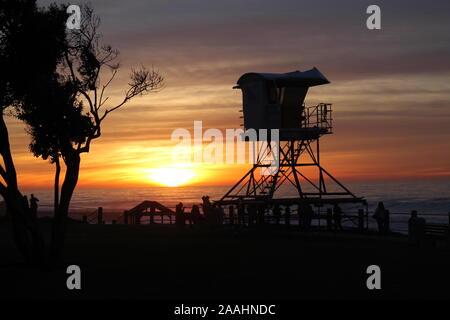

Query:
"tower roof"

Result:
[[237, 67, 330, 87]]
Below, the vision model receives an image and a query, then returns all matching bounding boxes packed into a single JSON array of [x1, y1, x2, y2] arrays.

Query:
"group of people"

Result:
[[175, 202, 200, 226], [231, 202, 346, 231], [173, 196, 349, 231], [174, 196, 225, 227], [23, 194, 39, 218], [173, 197, 394, 234], [11, 195, 393, 235]]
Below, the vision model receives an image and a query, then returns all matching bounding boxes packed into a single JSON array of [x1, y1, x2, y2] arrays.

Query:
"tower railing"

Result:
[[302, 103, 333, 133]]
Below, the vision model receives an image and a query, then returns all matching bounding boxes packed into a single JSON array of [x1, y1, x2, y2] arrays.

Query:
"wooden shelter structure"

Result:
[[118, 201, 175, 225]]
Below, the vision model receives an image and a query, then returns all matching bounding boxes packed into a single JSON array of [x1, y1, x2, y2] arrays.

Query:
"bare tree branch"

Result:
[[60, 5, 163, 157], [99, 67, 163, 121], [98, 69, 117, 109]]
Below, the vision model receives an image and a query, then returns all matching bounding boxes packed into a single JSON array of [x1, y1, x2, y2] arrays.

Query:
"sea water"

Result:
[[23, 179, 450, 233]]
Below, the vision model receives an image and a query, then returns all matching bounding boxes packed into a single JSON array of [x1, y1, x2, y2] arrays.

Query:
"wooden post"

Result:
[[447, 212, 450, 248], [82, 215, 87, 224], [136, 214, 141, 225], [317, 206, 321, 228], [169, 213, 173, 225], [229, 206, 235, 225], [150, 207, 155, 224], [358, 209, 364, 232], [285, 207, 290, 226], [409, 210, 417, 244], [112, 219, 116, 225], [123, 210, 128, 224], [366, 205, 369, 230], [326, 208, 332, 231], [97, 207, 103, 225]]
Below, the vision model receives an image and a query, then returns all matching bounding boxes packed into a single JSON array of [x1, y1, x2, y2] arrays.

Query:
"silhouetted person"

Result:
[[186, 206, 192, 226], [175, 202, 185, 226], [201, 195, 211, 218], [30, 194, 39, 219], [191, 204, 200, 226], [228, 205, 235, 225], [284, 206, 291, 226], [206, 203, 214, 225], [22, 195, 28, 203], [22, 195, 29, 211], [373, 202, 386, 234], [273, 204, 281, 225], [333, 203, 343, 230], [408, 210, 426, 245]]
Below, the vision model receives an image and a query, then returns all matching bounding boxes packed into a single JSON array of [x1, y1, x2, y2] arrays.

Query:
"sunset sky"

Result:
[[6, 0, 450, 189]]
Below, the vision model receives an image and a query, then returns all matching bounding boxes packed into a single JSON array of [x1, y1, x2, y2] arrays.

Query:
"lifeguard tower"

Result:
[[219, 68, 366, 208]]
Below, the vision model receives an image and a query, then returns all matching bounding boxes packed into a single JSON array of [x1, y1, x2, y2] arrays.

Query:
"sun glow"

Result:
[[148, 167, 196, 187]]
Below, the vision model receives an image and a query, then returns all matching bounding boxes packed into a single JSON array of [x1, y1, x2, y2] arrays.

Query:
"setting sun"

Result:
[[148, 168, 195, 187]]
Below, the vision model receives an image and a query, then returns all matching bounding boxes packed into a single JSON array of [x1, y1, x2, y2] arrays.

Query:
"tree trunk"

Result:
[[50, 150, 80, 261], [54, 156, 60, 214], [0, 113, 44, 264], [3, 189, 34, 262]]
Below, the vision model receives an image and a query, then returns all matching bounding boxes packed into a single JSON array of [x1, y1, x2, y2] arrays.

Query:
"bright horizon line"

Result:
[[19, 175, 450, 191]]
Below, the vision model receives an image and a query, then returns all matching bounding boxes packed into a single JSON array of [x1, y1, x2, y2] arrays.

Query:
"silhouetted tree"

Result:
[[1, 1, 163, 263], [0, 0, 68, 263], [18, 5, 163, 261]]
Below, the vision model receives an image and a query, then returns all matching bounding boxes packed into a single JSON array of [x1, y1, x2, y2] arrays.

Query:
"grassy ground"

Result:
[[1, 221, 450, 300]]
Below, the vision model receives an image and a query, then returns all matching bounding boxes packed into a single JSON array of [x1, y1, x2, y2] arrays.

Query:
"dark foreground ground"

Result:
[[1, 222, 450, 300]]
